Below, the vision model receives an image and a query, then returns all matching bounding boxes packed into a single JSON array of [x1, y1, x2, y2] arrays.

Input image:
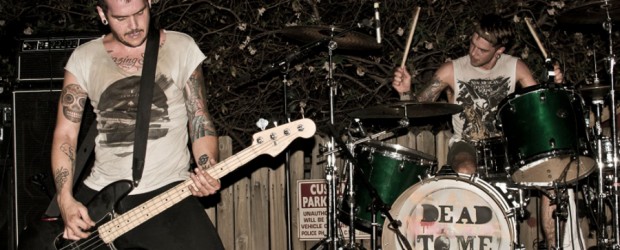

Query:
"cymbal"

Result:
[[557, 1, 620, 25], [579, 83, 619, 99], [279, 26, 381, 50], [349, 101, 463, 119]]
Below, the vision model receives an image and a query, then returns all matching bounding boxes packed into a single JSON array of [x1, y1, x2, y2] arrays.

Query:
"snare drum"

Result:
[[340, 141, 436, 232], [382, 175, 517, 250], [497, 85, 596, 186], [475, 137, 510, 182]]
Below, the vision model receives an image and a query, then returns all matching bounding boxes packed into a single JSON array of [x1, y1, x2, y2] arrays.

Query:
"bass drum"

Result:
[[382, 175, 517, 250]]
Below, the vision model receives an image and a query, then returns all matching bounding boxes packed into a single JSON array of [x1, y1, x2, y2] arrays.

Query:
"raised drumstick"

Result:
[[524, 17, 549, 59], [400, 7, 422, 68]]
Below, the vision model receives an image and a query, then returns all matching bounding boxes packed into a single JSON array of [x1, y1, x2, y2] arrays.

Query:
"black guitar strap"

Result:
[[132, 25, 160, 187], [44, 26, 160, 216]]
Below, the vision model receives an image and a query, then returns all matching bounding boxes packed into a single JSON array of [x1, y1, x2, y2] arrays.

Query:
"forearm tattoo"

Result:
[[185, 70, 217, 142], [60, 143, 75, 162], [61, 84, 87, 123], [416, 76, 446, 102], [54, 166, 71, 190], [55, 143, 75, 190], [198, 154, 209, 169]]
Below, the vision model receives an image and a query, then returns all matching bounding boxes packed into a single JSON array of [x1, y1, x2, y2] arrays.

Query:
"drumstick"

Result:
[[524, 17, 548, 59], [400, 7, 422, 68]]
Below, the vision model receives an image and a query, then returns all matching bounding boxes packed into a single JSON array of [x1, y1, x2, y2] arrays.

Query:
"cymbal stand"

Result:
[[601, 1, 620, 248], [324, 26, 341, 250], [551, 184, 569, 250], [591, 98, 611, 247]]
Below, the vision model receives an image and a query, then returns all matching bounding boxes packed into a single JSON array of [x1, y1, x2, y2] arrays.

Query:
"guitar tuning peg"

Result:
[[256, 118, 269, 131]]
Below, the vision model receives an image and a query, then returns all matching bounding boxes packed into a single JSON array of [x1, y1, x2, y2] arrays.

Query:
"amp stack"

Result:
[[1, 35, 97, 250]]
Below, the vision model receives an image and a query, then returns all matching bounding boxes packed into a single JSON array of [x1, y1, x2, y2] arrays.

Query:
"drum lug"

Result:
[[508, 102, 515, 113], [518, 152, 525, 165], [549, 138, 556, 148]]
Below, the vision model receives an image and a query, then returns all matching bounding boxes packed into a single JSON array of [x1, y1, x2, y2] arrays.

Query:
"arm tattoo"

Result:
[[198, 154, 209, 169], [416, 77, 447, 102], [60, 143, 75, 162], [184, 69, 217, 142], [54, 166, 71, 190], [55, 143, 75, 190], [61, 84, 87, 123]]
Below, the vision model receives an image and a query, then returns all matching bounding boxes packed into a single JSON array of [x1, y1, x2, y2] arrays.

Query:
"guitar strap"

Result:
[[132, 24, 160, 187], [44, 25, 160, 216]]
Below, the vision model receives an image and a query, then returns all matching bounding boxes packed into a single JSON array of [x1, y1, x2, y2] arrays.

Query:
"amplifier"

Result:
[[17, 36, 98, 81]]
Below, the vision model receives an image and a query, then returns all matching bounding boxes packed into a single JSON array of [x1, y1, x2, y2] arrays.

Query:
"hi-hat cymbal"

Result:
[[557, 1, 620, 25], [349, 101, 463, 119], [578, 83, 619, 99], [279, 26, 381, 50]]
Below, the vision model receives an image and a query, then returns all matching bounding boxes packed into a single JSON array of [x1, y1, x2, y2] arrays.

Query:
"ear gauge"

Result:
[[102, 19, 109, 25]]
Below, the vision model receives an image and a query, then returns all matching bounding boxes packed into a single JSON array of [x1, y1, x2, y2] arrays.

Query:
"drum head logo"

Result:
[[390, 179, 513, 250]]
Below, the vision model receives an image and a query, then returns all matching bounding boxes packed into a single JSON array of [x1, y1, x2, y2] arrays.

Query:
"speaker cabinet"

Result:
[[12, 89, 60, 244], [12, 89, 95, 246]]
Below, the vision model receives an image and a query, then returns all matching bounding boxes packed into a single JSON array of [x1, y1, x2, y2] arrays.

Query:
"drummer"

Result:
[[392, 14, 567, 249]]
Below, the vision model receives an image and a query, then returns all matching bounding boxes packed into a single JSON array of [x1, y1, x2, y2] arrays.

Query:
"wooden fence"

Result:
[[205, 129, 598, 249]]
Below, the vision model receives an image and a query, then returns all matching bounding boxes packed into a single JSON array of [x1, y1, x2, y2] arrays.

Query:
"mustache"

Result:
[[124, 29, 144, 36]]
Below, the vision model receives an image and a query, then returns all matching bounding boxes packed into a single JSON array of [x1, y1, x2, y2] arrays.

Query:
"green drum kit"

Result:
[[339, 83, 614, 249]]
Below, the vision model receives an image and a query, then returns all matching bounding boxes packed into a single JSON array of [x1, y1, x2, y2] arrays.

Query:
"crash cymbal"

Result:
[[349, 101, 463, 119], [557, 0, 620, 25], [279, 26, 381, 50]]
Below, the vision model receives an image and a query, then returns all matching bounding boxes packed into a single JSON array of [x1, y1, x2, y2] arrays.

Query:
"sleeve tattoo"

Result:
[[416, 76, 447, 102], [184, 69, 217, 142]]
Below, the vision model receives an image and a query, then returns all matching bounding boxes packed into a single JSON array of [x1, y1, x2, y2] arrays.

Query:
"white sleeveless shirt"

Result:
[[450, 54, 518, 144]]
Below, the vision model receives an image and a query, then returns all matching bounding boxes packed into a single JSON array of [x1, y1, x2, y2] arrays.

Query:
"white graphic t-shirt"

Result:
[[451, 54, 518, 144], [65, 30, 206, 194]]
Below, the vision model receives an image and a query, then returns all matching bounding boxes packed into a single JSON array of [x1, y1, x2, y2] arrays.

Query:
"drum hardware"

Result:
[[348, 101, 463, 119], [492, 182, 531, 219], [284, 24, 382, 250], [326, 124, 415, 250], [550, 184, 571, 250]]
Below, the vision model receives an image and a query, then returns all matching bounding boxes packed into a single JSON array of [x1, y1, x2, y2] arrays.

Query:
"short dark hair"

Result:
[[97, 0, 149, 14], [474, 14, 515, 48]]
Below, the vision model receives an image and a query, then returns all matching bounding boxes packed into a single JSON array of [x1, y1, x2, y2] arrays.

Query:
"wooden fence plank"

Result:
[[270, 162, 287, 250], [216, 136, 235, 250], [234, 176, 251, 250], [250, 165, 269, 250], [435, 130, 451, 169], [291, 148, 306, 250]]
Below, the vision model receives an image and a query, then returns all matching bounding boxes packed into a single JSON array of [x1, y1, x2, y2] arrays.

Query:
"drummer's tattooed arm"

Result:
[[416, 76, 448, 102]]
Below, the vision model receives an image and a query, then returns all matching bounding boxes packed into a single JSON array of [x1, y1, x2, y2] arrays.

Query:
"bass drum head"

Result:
[[382, 175, 516, 250]]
